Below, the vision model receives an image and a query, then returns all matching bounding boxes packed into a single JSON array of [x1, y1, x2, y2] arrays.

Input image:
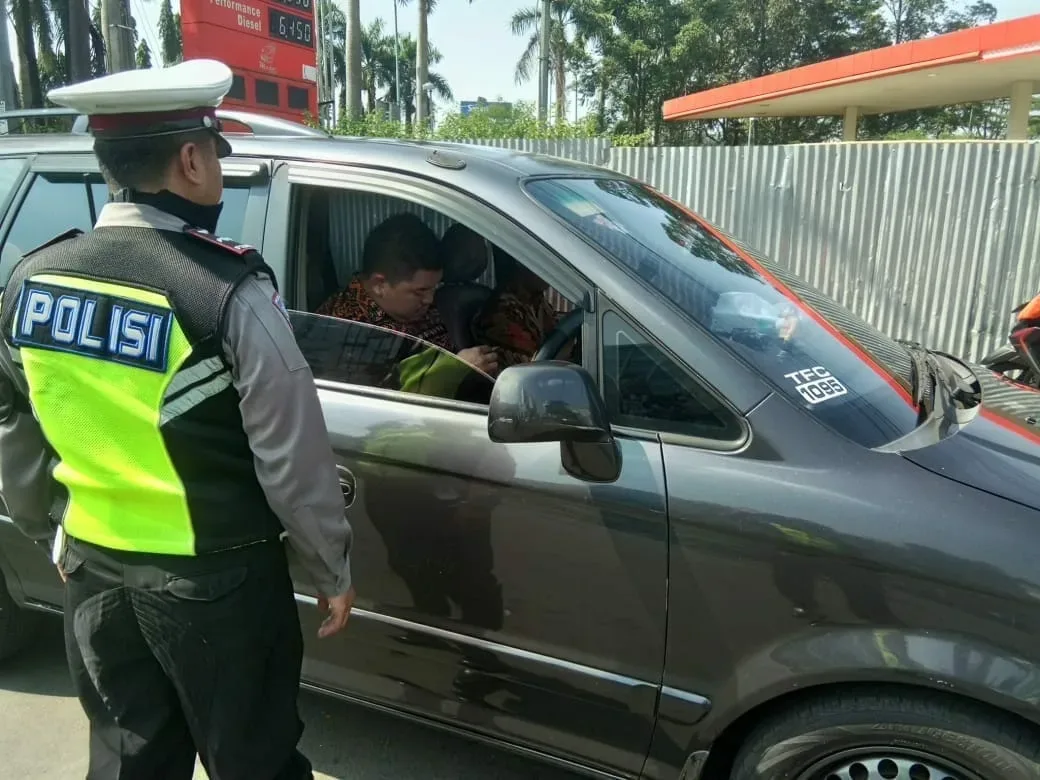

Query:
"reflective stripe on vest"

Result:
[[8, 272, 203, 555]]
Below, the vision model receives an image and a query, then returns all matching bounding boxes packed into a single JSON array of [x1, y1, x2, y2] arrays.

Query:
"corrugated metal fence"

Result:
[[609, 142, 1040, 362], [451, 138, 1040, 363]]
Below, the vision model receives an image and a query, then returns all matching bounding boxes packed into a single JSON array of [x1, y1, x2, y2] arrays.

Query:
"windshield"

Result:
[[526, 176, 921, 449]]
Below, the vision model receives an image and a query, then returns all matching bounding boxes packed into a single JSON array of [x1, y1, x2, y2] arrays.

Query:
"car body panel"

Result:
[[285, 386, 668, 776], [901, 366, 1040, 513]]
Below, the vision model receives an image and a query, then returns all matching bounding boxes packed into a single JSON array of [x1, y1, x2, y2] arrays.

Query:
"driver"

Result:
[[475, 246, 576, 367], [316, 213, 499, 377]]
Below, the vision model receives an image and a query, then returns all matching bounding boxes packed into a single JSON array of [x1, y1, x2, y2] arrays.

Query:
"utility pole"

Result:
[[68, 0, 91, 81], [0, 0, 18, 116], [345, 0, 362, 120], [538, 0, 550, 124], [102, 0, 134, 73], [415, 0, 428, 128], [393, 0, 401, 122]]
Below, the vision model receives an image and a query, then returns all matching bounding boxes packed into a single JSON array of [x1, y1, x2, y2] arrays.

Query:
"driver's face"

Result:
[[372, 269, 442, 323]]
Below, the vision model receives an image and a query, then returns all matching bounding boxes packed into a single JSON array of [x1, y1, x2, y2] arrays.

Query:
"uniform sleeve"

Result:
[[0, 303, 55, 544], [222, 274, 353, 597]]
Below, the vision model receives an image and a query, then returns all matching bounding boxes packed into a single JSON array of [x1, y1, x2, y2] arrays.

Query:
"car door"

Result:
[[0, 151, 274, 612], [261, 161, 668, 777]]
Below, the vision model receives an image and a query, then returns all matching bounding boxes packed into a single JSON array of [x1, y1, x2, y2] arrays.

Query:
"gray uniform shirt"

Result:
[[0, 202, 353, 596]]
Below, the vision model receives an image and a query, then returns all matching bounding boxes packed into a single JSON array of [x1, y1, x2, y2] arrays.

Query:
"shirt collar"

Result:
[[94, 202, 188, 232]]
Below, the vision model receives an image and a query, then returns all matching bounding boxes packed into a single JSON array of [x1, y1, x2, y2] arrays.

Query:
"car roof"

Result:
[[0, 130, 620, 188]]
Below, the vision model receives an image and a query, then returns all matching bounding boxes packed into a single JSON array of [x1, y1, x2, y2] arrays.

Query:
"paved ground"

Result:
[[0, 617, 579, 780]]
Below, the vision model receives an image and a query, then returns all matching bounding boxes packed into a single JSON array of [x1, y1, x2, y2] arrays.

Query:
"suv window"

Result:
[[289, 311, 494, 407], [527, 177, 920, 449], [0, 158, 26, 210], [602, 310, 742, 441], [1, 173, 96, 284]]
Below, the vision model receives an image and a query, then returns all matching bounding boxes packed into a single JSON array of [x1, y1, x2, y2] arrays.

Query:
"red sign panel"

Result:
[[181, 0, 318, 124]]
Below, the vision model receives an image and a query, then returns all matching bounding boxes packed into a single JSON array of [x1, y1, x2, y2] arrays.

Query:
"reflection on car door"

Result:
[[286, 311, 668, 777]]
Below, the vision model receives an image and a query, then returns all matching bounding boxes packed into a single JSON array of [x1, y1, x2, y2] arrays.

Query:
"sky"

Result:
[[4, 0, 1038, 115]]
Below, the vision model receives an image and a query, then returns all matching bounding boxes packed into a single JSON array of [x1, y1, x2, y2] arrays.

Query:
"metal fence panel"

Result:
[[609, 142, 1040, 362]]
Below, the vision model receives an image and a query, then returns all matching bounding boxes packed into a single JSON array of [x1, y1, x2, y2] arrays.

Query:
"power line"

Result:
[[130, 0, 162, 63]]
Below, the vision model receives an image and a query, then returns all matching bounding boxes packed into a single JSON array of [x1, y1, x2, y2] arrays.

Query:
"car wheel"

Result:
[[0, 572, 36, 662], [730, 689, 1040, 780]]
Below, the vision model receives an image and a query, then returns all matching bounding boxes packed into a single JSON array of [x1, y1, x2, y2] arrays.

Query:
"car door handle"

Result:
[[336, 465, 356, 508]]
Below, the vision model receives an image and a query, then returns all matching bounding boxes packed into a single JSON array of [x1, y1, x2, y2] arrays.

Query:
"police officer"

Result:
[[0, 59, 354, 780]]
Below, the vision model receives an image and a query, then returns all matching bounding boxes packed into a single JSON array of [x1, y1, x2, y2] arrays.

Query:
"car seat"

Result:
[[435, 233, 494, 350]]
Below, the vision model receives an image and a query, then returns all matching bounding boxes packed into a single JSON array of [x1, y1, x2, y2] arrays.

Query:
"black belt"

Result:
[[66, 534, 284, 588]]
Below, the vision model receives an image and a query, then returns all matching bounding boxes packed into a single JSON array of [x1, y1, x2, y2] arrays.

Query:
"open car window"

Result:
[[288, 311, 495, 407], [526, 176, 921, 449]]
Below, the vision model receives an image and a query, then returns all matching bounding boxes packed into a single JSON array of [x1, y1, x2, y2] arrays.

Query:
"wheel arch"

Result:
[[693, 680, 1040, 779], [669, 626, 1040, 779]]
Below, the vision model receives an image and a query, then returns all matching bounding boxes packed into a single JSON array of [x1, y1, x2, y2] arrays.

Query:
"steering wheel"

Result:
[[532, 308, 584, 362]]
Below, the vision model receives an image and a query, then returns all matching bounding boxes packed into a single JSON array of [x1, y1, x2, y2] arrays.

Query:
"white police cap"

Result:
[[47, 59, 235, 157]]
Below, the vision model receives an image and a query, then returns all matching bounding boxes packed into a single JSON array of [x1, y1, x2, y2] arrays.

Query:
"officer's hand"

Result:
[[457, 345, 499, 376], [317, 586, 355, 639]]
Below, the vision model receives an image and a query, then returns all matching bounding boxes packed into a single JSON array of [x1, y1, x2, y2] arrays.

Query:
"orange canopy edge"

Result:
[[663, 14, 1040, 121]]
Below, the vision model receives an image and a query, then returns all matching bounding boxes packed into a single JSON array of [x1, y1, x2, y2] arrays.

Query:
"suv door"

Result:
[[0, 152, 273, 610], [261, 162, 668, 777]]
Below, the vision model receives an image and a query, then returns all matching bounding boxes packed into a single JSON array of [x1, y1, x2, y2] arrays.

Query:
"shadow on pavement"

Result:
[[2, 615, 579, 779], [0, 617, 75, 698]]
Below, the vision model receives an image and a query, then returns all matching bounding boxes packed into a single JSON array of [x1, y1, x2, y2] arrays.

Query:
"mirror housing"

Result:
[[488, 362, 621, 483]]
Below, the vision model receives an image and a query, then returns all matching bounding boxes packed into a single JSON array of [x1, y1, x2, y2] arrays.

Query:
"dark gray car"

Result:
[[1, 111, 1039, 780]]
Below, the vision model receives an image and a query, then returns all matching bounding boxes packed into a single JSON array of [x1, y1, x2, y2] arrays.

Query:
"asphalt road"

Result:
[[0, 616, 580, 780]]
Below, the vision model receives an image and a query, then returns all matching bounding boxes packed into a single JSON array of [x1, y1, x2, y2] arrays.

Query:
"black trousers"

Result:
[[60, 536, 314, 780]]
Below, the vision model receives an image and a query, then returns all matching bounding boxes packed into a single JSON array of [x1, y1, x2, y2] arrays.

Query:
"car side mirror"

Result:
[[488, 362, 621, 483]]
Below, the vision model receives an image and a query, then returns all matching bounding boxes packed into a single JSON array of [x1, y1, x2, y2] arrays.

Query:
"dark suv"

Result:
[[1, 110, 1039, 780]]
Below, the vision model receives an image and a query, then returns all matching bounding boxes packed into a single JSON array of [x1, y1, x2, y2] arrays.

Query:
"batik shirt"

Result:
[[315, 275, 456, 352], [476, 284, 570, 368]]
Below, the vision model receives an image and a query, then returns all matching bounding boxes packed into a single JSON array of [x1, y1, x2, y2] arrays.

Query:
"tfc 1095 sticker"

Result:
[[784, 366, 848, 405]]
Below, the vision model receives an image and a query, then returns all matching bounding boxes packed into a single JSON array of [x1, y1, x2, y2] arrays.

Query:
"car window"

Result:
[[602, 310, 743, 441], [527, 177, 920, 450], [0, 158, 27, 210], [289, 310, 495, 406], [88, 181, 252, 243], [0, 173, 96, 285]]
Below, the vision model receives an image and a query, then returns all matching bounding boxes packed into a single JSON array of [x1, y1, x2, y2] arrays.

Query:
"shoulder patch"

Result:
[[271, 289, 290, 324], [22, 228, 85, 259], [183, 226, 257, 256]]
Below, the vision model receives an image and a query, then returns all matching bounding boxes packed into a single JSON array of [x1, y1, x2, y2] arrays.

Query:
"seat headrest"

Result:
[[440, 223, 490, 284]]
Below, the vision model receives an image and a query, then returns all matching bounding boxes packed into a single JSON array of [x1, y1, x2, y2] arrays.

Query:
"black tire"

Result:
[[0, 571, 37, 662], [730, 689, 1040, 780]]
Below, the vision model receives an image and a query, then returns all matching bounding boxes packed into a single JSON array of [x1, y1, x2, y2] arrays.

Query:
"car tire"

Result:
[[730, 689, 1040, 780], [0, 572, 36, 662]]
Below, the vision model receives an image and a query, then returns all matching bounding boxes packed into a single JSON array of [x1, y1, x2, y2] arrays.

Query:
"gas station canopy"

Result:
[[662, 13, 1040, 140]]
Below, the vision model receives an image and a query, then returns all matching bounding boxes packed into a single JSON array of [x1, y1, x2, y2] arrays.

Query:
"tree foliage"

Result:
[[157, 0, 183, 66], [135, 40, 152, 70], [508, 0, 1012, 144]]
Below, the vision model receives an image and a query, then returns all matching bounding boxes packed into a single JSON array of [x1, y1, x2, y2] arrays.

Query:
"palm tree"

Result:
[[394, 34, 451, 126], [397, 0, 474, 129], [511, 1, 582, 123], [344, 0, 362, 120], [360, 20, 397, 113], [319, 7, 450, 127], [10, 0, 49, 106]]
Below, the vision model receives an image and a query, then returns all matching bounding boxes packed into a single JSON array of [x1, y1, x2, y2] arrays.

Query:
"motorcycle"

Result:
[[980, 292, 1040, 389]]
